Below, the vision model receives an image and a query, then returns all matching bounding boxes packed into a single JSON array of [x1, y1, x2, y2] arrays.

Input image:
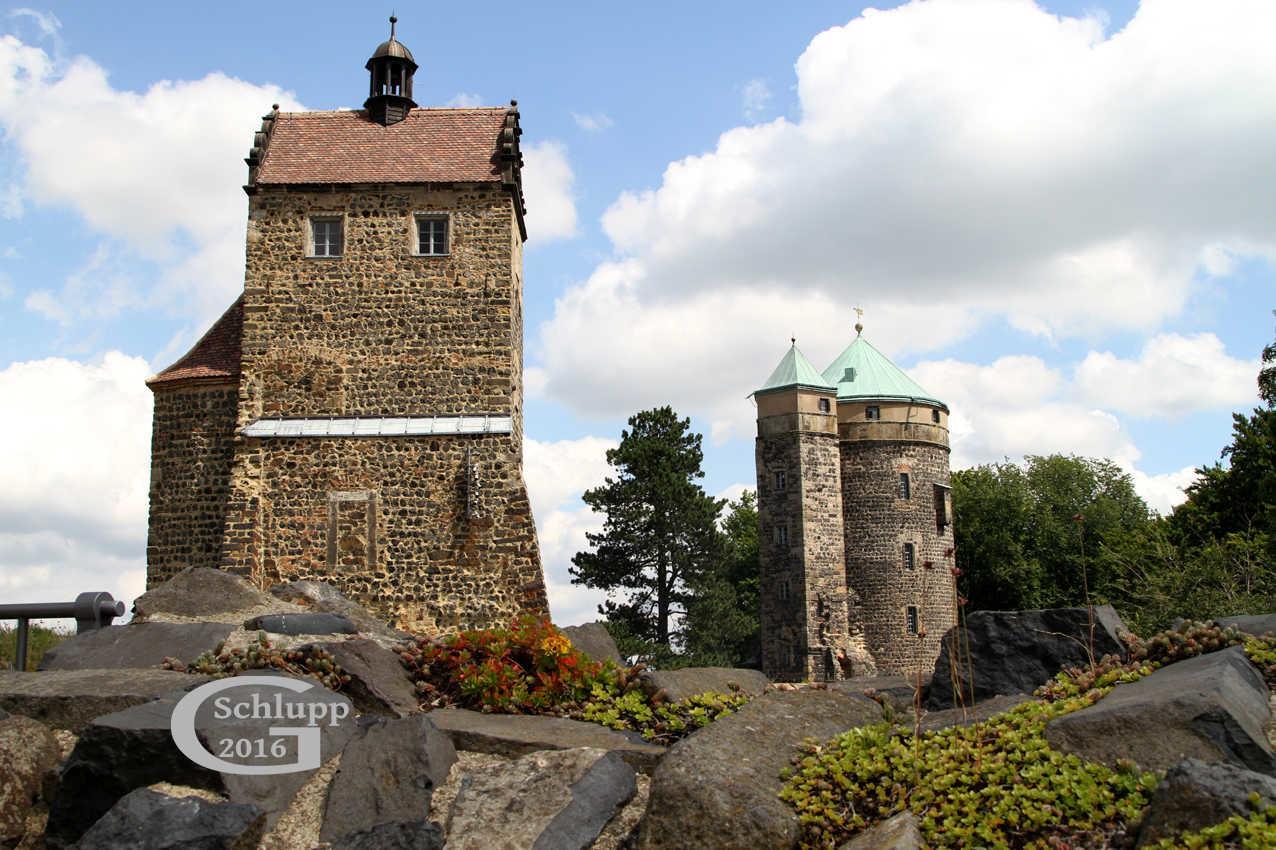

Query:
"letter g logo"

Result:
[[171, 676, 321, 776]]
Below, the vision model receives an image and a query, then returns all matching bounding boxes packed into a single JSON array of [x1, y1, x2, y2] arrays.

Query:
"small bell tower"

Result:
[[365, 15, 418, 126]]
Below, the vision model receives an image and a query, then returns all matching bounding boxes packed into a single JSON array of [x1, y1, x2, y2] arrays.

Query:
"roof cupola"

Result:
[[365, 15, 418, 126]]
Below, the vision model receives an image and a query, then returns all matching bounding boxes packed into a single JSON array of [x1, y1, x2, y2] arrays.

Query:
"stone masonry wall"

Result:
[[218, 183, 546, 630], [841, 440, 957, 676], [146, 383, 239, 585]]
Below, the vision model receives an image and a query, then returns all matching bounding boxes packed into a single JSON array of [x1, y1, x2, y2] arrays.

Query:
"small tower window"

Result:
[[903, 542, 915, 570], [932, 409, 941, 423], [843, 367, 856, 382], [899, 473, 911, 500], [774, 525, 789, 546], [774, 470, 787, 491], [818, 398, 831, 413], [865, 406, 880, 421], [779, 577, 790, 601], [935, 484, 952, 532], [309, 217, 343, 258], [415, 214, 449, 256], [907, 606, 919, 635]]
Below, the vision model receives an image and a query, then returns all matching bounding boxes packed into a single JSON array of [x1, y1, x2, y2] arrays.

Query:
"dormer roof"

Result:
[[821, 335, 946, 409], [754, 342, 836, 397]]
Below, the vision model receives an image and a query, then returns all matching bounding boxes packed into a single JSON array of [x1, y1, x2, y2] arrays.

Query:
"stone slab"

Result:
[[303, 639, 420, 717], [0, 668, 211, 733], [1215, 614, 1276, 637], [429, 708, 666, 773], [638, 667, 770, 703], [38, 622, 237, 671], [132, 567, 293, 621], [1136, 758, 1276, 846], [560, 623, 623, 666], [840, 811, 925, 850], [73, 787, 266, 850]]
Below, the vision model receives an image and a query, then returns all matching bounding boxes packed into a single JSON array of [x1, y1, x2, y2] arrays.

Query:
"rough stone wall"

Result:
[[146, 383, 239, 585], [840, 439, 957, 676], [218, 183, 546, 630], [757, 405, 851, 682]]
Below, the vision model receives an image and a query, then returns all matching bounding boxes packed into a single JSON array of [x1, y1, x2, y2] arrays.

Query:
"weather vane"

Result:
[[854, 306, 864, 336]]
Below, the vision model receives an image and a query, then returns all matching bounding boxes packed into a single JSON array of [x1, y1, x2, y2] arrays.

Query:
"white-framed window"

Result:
[[414, 214, 449, 256], [308, 216, 344, 258]]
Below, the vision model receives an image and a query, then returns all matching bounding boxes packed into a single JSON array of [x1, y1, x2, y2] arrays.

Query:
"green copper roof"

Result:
[[754, 342, 836, 395], [821, 335, 946, 408]]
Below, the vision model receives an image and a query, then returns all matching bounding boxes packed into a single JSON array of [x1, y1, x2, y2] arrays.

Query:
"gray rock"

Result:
[[303, 639, 419, 717], [132, 568, 279, 621], [829, 676, 919, 714], [445, 747, 636, 850], [269, 580, 409, 643], [920, 694, 1033, 734], [1215, 613, 1276, 637], [1045, 646, 1275, 774], [840, 811, 925, 850], [1136, 759, 1276, 846], [636, 689, 882, 850], [0, 715, 62, 843], [0, 669, 211, 733], [243, 612, 357, 636], [928, 606, 1132, 709], [429, 708, 666, 774], [319, 714, 456, 844], [330, 821, 445, 850], [46, 673, 357, 847], [638, 666, 770, 703], [560, 623, 623, 666], [73, 787, 265, 850], [38, 622, 237, 671]]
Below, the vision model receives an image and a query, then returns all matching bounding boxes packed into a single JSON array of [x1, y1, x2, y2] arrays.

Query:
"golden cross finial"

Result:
[[854, 306, 864, 336]]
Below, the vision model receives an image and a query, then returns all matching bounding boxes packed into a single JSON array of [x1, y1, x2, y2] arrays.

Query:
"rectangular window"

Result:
[[774, 524, 789, 546], [899, 473, 911, 500], [779, 577, 790, 601], [774, 470, 787, 491], [818, 398, 831, 413], [415, 215, 449, 255], [310, 217, 343, 257], [935, 484, 951, 531], [932, 409, 942, 423], [903, 542, 915, 570], [907, 606, 919, 635], [865, 406, 880, 421]]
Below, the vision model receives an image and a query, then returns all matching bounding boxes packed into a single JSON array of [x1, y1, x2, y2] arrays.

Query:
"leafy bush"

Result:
[[780, 696, 1159, 849], [398, 616, 621, 714], [161, 632, 348, 691], [0, 623, 69, 671], [1144, 804, 1276, 849], [581, 687, 750, 745]]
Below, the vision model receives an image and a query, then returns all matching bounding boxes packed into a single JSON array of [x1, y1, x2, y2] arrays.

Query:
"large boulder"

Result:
[[638, 667, 769, 703], [429, 708, 666, 773], [0, 669, 210, 733], [636, 689, 882, 850], [841, 811, 925, 850], [319, 714, 456, 844], [330, 820, 445, 850], [303, 639, 420, 717], [443, 747, 636, 850], [1136, 759, 1276, 846], [243, 612, 357, 636], [829, 676, 919, 715], [270, 579, 408, 644], [132, 567, 297, 622], [0, 714, 62, 844], [1215, 613, 1276, 638], [1045, 646, 1275, 774], [560, 623, 623, 666], [37, 622, 237, 671], [73, 787, 265, 850], [928, 606, 1132, 709], [46, 673, 357, 847]]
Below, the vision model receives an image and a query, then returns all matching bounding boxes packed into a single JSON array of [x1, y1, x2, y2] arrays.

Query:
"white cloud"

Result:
[[445, 92, 484, 108], [1073, 333, 1258, 417], [0, 352, 152, 610], [1130, 465, 1198, 516], [0, 34, 302, 326], [741, 78, 772, 119], [536, 0, 1276, 425], [571, 111, 613, 132], [521, 140, 578, 243]]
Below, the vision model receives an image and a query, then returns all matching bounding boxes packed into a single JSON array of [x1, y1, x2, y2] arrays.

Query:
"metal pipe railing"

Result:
[[0, 592, 125, 671]]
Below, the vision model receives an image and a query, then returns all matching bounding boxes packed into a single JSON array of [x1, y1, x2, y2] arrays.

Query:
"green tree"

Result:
[[952, 454, 1152, 611], [570, 407, 725, 651], [1259, 310, 1275, 405], [682, 490, 760, 667]]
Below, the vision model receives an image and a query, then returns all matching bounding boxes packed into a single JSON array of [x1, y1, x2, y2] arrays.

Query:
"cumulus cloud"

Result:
[[1074, 333, 1258, 417], [571, 111, 614, 132], [0, 352, 152, 609], [0, 33, 302, 326], [521, 140, 578, 243], [524, 436, 617, 624], [536, 0, 1276, 424]]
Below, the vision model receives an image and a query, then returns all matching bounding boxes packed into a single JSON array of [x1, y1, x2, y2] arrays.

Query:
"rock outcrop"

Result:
[[0, 714, 62, 845], [37, 622, 237, 671], [0, 669, 211, 733], [1136, 758, 1276, 846], [560, 622, 624, 666], [637, 667, 770, 703], [73, 787, 266, 850]]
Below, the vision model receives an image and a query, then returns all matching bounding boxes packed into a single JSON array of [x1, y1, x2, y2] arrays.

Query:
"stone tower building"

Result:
[[754, 321, 956, 679], [145, 19, 549, 633]]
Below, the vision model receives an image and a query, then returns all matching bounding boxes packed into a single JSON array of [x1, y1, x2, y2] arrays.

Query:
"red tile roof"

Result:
[[148, 297, 243, 388], [255, 108, 508, 185]]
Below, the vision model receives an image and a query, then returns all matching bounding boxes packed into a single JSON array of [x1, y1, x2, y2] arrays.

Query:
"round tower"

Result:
[[821, 321, 956, 676]]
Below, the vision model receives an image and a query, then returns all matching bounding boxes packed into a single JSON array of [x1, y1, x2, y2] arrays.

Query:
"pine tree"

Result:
[[570, 407, 724, 650]]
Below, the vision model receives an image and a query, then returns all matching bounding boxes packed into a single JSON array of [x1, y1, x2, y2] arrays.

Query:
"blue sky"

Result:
[[0, 0, 1271, 625]]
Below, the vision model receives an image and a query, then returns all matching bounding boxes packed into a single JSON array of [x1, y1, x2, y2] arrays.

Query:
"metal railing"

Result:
[[0, 592, 125, 671]]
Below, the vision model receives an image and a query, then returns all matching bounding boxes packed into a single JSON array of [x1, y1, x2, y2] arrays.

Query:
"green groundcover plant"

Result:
[[1145, 804, 1276, 849], [163, 632, 349, 691]]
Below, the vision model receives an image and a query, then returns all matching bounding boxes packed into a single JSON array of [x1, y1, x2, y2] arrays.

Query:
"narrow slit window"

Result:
[[310, 217, 343, 257], [416, 215, 449, 255], [899, 473, 911, 500], [903, 542, 915, 570], [907, 606, 919, 635]]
